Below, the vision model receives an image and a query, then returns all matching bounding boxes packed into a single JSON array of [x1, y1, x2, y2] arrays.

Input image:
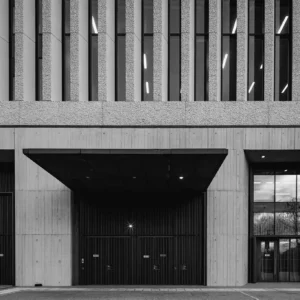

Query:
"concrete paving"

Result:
[[1, 286, 300, 300]]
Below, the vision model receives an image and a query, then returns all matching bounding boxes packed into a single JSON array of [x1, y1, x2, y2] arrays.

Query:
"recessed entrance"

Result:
[[24, 148, 228, 285], [256, 238, 300, 282], [77, 191, 205, 285]]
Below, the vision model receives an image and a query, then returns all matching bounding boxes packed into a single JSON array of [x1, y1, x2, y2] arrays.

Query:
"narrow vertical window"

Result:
[[275, 0, 292, 101], [62, 0, 70, 101], [222, 0, 237, 101], [142, 0, 153, 101], [116, 0, 126, 101], [195, 0, 209, 101], [9, 0, 15, 100], [36, 0, 42, 101], [168, 0, 181, 101], [89, 0, 98, 101], [248, 0, 264, 101]]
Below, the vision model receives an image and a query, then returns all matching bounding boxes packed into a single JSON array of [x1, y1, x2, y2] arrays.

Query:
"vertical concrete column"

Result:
[[237, 0, 248, 101], [264, 0, 274, 102], [153, 0, 168, 102], [181, 0, 195, 102], [98, 0, 115, 102], [292, 1, 300, 101], [0, 0, 9, 101], [125, 0, 141, 102], [42, 0, 62, 101], [70, 0, 88, 101], [15, 0, 35, 101], [208, 0, 221, 101]]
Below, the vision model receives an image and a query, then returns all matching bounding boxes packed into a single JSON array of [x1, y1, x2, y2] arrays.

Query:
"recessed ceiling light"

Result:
[[179, 176, 184, 180], [86, 176, 90, 179], [284, 169, 288, 172], [261, 155, 265, 159], [133, 176, 136, 179], [128, 224, 133, 229]]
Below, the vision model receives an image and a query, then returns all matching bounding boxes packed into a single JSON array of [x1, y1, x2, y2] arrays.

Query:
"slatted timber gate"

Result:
[[76, 191, 206, 285], [0, 163, 14, 285]]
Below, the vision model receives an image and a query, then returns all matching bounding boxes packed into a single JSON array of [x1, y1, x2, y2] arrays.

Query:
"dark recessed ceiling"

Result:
[[23, 149, 228, 193], [245, 150, 300, 164]]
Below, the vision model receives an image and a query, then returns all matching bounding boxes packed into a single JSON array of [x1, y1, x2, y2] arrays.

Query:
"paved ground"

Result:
[[1, 286, 300, 300]]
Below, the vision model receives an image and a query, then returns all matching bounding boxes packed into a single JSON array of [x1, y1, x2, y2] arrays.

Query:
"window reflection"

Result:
[[169, 0, 181, 101], [276, 213, 297, 235], [195, 0, 208, 101], [279, 239, 290, 281], [275, 0, 291, 101], [63, 0, 70, 101], [222, 0, 237, 101], [254, 173, 274, 202], [89, 0, 98, 101], [248, 0, 264, 101], [276, 173, 296, 202], [290, 239, 300, 281], [10, 0, 15, 100], [142, 0, 153, 101], [116, 0, 126, 101], [254, 213, 274, 235], [36, 0, 43, 100]]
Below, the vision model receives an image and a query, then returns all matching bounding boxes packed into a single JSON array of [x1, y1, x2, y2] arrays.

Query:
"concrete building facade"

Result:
[[0, 0, 299, 287]]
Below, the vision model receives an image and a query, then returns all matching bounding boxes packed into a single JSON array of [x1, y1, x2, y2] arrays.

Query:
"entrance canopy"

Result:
[[23, 149, 227, 192]]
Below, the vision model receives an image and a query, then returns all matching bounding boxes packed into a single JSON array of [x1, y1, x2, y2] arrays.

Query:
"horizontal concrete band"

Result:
[[0, 102, 300, 126]]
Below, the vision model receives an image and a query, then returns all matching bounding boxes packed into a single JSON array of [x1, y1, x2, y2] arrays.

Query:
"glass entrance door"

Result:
[[257, 238, 300, 282], [259, 240, 276, 281]]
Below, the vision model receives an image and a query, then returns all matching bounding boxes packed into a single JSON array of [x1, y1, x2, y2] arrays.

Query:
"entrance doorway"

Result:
[[77, 191, 206, 285], [257, 239, 300, 282]]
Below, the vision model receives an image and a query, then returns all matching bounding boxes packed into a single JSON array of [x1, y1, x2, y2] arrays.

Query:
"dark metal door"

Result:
[[0, 194, 13, 285], [80, 237, 135, 285], [137, 237, 174, 284]]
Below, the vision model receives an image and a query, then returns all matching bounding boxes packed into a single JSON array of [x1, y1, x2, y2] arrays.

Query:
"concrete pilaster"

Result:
[[208, 0, 221, 101], [70, 0, 88, 101], [153, 0, 168, 102], [181, 0, 195, 102], [125, 0, 141, 102], [15, 0, 35, 101], [265, 0, 274, 102], [293, 0, 300, 101], [237, 0, 247, 101], [98, 0, 115, 102], [42, 0, 62, 101], [0, 0, 9, 101]]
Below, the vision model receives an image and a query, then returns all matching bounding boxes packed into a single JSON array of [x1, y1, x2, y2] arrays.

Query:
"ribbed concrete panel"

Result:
[[0, 0, 9, 101], [264, 0, 274, 102], [153, 0, 168, 102], [181, 0, 194, 102], [293, 0, 300, 101], [42, 0, 62, 101], [70, 0, 88, 101], [237, 0, 247, 101], [125, 0, 141, 102], [14, 0, 35, 101], [98, 0, 115, 102], [209, 0, 221, 101]]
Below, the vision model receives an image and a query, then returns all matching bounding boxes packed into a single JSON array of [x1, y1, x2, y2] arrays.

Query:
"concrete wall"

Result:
[[0, 127, 298, 286]]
